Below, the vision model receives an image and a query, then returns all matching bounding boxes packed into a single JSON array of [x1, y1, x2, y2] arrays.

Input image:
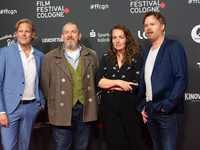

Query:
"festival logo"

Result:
[[130, 0, 165, 14], [36, 1, 69, 18]]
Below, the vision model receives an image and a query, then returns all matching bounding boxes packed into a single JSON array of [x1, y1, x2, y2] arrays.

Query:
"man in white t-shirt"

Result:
[[136, 12, 188, 150]]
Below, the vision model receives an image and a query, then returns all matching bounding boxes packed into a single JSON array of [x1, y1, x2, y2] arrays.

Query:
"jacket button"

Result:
[[87, 75, 90, 78], [60, 103, 64, 106], [88, 87, 91, 90], [61, 91, 65, 94], [89, 98, 92, 102], [62, 78, 65, 82]]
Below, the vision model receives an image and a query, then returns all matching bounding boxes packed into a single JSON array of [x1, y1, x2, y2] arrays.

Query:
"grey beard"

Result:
[[65, 42, 77, 50]]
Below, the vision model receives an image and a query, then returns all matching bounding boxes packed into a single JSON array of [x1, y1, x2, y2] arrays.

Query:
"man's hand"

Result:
[[39, 105, 43, 111], [161, 108, 165, 112], [0, 113, 9, 128], [141, 107, 148, 124]]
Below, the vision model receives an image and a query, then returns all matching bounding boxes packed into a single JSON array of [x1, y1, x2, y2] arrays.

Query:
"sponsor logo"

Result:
[[90, 30, 110, 42], [138, 31, 148, 39], [191, 25, 200, 43], [0, 34, 16, 46], [36, 1, 69, 18], [130, 0, 165, 14], [188, 0, 200, 4], [0, 9, 17, 15], [90, 4, 109, 10], [42, 37, 63, 43], [90, 30, 96, 37], [138, 30, 165, 40], [197, 62, 200, 69], [185, 93, 200, 102]]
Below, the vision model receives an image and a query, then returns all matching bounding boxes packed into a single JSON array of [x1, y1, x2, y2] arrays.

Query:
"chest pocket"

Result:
[[3, 88, 12, 94]]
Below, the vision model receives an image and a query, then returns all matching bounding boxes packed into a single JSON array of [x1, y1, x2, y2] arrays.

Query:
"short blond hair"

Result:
[[14, 18, 37, 41]]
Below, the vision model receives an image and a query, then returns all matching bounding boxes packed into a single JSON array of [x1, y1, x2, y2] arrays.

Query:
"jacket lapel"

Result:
[[81, 44, 90, 77], [33, 48, 40, 81], [55, 43, 71, 78], [13, 43, 24, 77]]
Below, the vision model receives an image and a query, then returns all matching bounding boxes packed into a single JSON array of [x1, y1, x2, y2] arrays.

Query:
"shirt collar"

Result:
[[18, 42, 34, 54], [63, 44, 82, 57]]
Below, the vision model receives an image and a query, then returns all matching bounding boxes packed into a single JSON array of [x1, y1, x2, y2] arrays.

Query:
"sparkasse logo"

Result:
[[89, 29, 110, 42]]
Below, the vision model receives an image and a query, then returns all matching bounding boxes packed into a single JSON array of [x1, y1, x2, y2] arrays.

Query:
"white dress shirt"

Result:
[[18, 44, 36, 100]]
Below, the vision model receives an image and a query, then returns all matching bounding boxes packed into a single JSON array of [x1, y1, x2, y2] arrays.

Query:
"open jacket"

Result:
[[136, 37, 188, 114], [40, 43, 99, 126], [0, 42, 45, 114]]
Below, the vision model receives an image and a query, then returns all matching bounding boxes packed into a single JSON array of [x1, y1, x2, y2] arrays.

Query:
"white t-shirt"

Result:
[[144, 46, 160, 102]]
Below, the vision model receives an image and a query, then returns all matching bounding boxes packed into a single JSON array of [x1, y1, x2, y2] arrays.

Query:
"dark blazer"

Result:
[[0, 42, 45, 114], [136, 37, 188, 114]]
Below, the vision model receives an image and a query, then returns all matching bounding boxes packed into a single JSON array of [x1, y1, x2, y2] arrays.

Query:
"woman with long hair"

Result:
[[96, 24, 143, 150]]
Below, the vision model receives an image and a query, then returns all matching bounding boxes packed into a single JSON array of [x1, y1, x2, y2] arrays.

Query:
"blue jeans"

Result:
[[145, 102, 181, 150], [52, 104, 92, 150]]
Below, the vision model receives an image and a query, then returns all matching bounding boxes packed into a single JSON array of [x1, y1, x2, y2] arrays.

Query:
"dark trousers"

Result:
[[52, 104, 91, 150], [146, 102, 182, 150], [100, 91, 142, 150]]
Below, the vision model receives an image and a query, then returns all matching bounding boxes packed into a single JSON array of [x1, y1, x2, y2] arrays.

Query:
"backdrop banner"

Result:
[[0, 0, 200, 149]]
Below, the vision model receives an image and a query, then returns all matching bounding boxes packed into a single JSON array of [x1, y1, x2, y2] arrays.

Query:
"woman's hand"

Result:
[[117, 80, 137, 91], [98, 78, 137, 92]]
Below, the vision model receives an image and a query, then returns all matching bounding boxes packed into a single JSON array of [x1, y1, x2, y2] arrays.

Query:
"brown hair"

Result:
[[143, 11, 166, 29], [107, 24, 139, 65], [14, 18, 37, 40]]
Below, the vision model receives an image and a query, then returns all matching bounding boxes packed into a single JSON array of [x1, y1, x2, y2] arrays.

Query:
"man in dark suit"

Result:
[[136, 12, 188, 150], [0, 19, 45, 150]]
